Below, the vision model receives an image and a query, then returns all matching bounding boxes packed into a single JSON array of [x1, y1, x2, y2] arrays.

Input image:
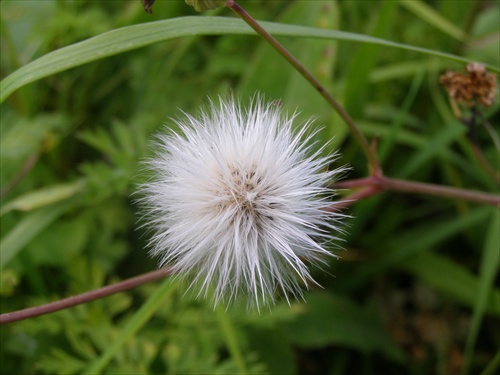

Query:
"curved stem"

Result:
[[0, 268, 172, 325], [226, 0, 380, 172]]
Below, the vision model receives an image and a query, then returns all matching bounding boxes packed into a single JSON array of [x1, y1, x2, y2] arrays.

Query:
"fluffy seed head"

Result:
[[139, 96, 346, 307]]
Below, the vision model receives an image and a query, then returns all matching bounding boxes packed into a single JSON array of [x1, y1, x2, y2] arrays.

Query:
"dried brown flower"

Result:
[[141, 0, 155, 14], [440, 63, 497, 107]]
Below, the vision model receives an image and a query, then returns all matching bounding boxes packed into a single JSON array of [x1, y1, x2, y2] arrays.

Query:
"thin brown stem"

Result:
[[381, 176, 499, 206], [226, 0, 380, 173], [334, 175, 500, 207], [327, 185, 381, 211], [0, 268, 172, 325]]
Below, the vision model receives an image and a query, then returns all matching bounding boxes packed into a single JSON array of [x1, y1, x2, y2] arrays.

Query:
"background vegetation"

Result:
[[1, 1, 498, 374]]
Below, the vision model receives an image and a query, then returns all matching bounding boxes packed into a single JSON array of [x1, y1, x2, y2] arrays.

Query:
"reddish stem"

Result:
[[328, 185, 381, 211], [0, 268, 172, 325], [335, 175, 500, 207]]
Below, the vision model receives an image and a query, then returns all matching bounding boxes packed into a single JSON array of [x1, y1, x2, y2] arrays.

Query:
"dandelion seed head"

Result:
[[139, 96, 347, 307]]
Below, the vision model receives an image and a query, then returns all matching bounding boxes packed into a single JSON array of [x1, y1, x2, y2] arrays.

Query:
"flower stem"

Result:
[[329, 186, 381, 210], [335, 176, 500, 207], [0, 268, 172, 325], [226, 0, 380, 172]]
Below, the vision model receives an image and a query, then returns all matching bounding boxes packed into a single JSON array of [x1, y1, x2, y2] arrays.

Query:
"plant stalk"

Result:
[[335, 176, 500, 207], [226, 0, 380, 173], [0, 268, 172, 324]]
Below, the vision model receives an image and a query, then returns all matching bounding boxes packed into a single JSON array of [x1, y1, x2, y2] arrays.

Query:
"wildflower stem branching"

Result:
[[226, 0, 498, 208]]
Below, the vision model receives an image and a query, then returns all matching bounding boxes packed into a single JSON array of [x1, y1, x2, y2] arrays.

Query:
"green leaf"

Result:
[[400, 0, 468, 42], [285, 292, 406, 362], [0, 180, 84, 216], [378, 65, 426, 163], [346, 206, 491, 289], [0, 114, 68, 163], [2, 16, 496, 103], [245, 326, 296, 375], [400, 250, 500, 315], [344, 0, 398, 118], [24, 216, 89, 267], [86, 278, 176, 374], [0, 198, 75, 268], [398, 119, 467, 178], [463, 209, 500, 374], [215, 306, 247, 374]]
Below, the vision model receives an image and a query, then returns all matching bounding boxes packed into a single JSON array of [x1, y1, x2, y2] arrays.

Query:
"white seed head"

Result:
[[139, 96, 346, 307]]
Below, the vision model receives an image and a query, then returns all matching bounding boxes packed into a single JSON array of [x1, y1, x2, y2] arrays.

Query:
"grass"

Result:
[[1, 1, 498, 374]]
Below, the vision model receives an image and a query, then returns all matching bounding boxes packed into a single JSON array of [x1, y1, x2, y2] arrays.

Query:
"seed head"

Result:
[[139, 96, 346, 307]]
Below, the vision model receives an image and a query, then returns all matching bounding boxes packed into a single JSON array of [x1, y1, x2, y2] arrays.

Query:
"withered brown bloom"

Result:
[[141, 0, 155, 14], [440, 63, 497, 107]]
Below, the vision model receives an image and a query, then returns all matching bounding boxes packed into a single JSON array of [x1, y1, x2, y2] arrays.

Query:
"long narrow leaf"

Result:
[[0, 199, 75, 268], [400, 0, 468, 42], [0, 181, 84, 217], [463, 209, 500, 374], [400, 250, 500, 315], [2, 16, 496, 103], [86, 278, 176, 374], [346, 206, 491, 289]]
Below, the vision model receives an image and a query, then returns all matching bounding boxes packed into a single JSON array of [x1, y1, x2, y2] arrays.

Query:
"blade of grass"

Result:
[[398, 119, 467, 178], [481, 351, 500, 375], [345, 206, 491, 289], [216, 306, 248, 374], [400, 250, 500, 314], [344, 0, 398, 118], [400, 0, 468, 42], [369, 60, 442, 83], [2, 16, 496, 104], [462, 209, 500, 374], [86, 277, 176, 374], [0, 180, 84, 216], [379, 66, 426, 163]]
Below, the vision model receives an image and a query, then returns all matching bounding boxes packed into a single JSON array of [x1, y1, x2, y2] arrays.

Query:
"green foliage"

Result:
[[284, 292, 406, 362], [1, 1, 498, 374]]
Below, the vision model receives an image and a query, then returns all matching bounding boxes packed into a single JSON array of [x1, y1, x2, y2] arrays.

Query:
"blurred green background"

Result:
[[1, 1, 498, 374]]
